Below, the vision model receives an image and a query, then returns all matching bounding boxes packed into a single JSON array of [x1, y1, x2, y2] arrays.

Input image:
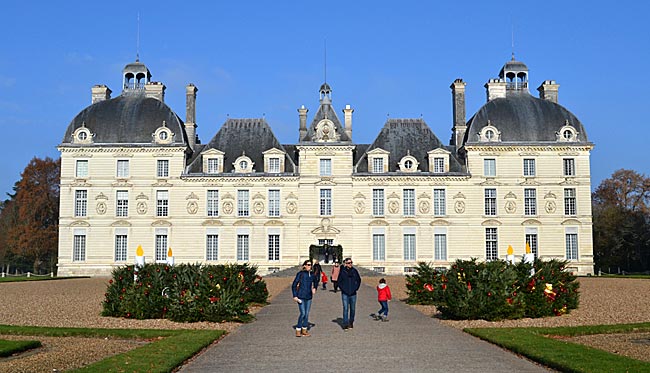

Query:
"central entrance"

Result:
[[309, 243, 343, 264]]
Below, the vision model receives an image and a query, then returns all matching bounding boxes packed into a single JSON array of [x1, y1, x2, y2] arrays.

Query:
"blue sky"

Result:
[[1, 1, 648, 198]]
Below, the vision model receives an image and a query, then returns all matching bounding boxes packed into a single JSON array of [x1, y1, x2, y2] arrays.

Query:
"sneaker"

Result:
[[343, 325, 349, 331], [382, 317, 389, 322], [349, 322, 354, 328]]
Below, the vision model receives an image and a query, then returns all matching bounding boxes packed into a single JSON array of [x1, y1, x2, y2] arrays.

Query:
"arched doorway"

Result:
[[309, 244, 343, 264]]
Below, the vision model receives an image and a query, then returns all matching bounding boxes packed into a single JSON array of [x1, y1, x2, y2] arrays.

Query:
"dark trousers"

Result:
[[332, 280, 338, 292]]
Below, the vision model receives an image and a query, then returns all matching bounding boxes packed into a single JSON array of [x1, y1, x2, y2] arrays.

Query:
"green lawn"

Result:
[[0, 339, 42, 357], [0, 325, 225, 372], [465, 322, 650, 373]]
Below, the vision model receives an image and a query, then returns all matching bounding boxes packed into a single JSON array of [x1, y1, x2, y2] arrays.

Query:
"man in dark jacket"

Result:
[[338, 257, 361, 330]]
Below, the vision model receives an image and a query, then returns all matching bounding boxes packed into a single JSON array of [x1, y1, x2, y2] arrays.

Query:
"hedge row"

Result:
[[102, 263, 268, 323], [406, 258, 579, 321]]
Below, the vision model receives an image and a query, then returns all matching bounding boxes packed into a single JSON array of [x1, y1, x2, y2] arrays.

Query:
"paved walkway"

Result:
[[180, 273, 550, 372]]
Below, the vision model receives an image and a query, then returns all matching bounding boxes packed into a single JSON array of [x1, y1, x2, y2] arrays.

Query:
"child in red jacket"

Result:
[[321, 271, 328, 290], [375, 278, 392, 321]]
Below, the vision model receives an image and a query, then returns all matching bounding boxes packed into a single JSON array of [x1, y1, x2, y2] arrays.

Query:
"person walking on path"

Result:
[[292, 260, 317, 337], [374, 278, 392, 321], [321, 271, 328, 290], [338, 257, 361, 330], [330, 261, 340, 293]]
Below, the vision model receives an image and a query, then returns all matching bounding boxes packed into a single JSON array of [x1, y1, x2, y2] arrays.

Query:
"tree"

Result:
[[6, 157, 60, 273], [593, 169, 650, 272]]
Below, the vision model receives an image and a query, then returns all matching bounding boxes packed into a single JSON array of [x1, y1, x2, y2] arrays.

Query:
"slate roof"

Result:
[[186, 118, 296, 174], [61, 94, 187, 146], [463, 92, 589, 145], [500, 59, 528, 77], [355, 119, 464, 173]]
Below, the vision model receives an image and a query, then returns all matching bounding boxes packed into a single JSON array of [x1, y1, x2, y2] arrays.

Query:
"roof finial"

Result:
[[136, 12, 141, 62], [324, 38, 327, 84], [511, 21, 515, 61]]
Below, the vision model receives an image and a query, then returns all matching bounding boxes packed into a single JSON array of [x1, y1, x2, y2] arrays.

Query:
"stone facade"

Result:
[[57, 57, 594, 276]]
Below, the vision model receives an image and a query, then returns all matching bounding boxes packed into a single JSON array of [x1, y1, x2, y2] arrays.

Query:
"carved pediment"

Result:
[[311, 217, 340, 234], [222, 192, 234, 200], [561, 218, 582, 225], [521, 219, 542, 226], [544, 191, 557, 199], [418, 192, 431, 199], [201, 219, 223, 226], [479, 178, 502, 186], [312, 119, 341, 142], [368, 219, 389, 226], [388, 192, 400, 200], [111, 220, 132, 227], [95, 192, 108, 200], [70, 180, 91, 187], [234, 220, 254, 226], [151, 220, 172, 227], [353, 192, 366, 200], [151, 181, 173, 187], [136, 192, 149, 200], [399, 219, 420, 226], [519, 179, 540, 186], [367, 147, 390, 155], [504, 191, 517, 199], [453, 192, 466, 199], [316, 178, 337, 186], [285, 192, 298, 200], [186, 192, 199, 200], [430, 219, 450, 226], [253, 192, 265, 200], [560, 178, 579, 185], [112, 180, 133, 187], [264, 220, 285, 226], [481, 219, 502, 226], [69, 220, 90, 227]]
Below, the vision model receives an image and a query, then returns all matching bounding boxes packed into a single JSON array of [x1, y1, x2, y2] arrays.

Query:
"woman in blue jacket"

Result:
[[292, 260, 317, 337]]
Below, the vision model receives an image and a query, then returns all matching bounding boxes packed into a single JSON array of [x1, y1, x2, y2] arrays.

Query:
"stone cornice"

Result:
[[353, 175, 469, 183], [183, 176, 299, 183], [465, 144, 594, 152], [59, 146, 186, 153], [296, 145, 356, 152]]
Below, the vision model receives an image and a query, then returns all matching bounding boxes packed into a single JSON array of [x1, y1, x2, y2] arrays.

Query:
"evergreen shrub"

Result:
[[406, 258, 579, 321], [102, 263, 268, 323]]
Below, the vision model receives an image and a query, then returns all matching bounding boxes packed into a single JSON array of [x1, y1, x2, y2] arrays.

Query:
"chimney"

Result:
[[298, 105, 308, 142], [91, 85, 111, 104], [537, 80, 560, 103], [485, 79, 507, 101], [185, 84, 198, 150], [343, 104, 354, 140], [145, 81, 166, 102], [450, 79, 466, 148]]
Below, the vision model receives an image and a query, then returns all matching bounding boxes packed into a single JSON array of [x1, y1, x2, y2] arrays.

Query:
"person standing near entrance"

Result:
[[292, 260, 317, 337], [338, 258, 361, 330], [312, 260, 322, 290]]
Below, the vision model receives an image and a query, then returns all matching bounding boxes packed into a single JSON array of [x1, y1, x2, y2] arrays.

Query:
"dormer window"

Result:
[[398, 154, 419, 172], [427, 148, 450, 174], [556, 121, 579, 142], [233, 154, 254, 173], [479, 122, 501, 142], [263, 148, 285, 174], [201, 149, 225, 174], [367, 148, 390, 174], [153, 122, 173, 145], [72, 124, 94, 145]]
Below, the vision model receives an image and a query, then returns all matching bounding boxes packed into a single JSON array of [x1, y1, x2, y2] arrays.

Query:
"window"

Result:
[[523, 159, 536, 177], [156, 190, 169, 217], [524, 189, 537, 216], [207, 158, 220, 174], [237, 190, 250, 217], [75, 160, 88, 178], [268, 189, 280, 217], [433, 189, 446, 216], [485, 129, 496, 141], [434, 233, 447, 261], [155, 232, 167, 261], [484, 159, 496, 177], [115, 234, 128, 261], [403, 233, 416, 261], [320, 159, 332, 176], [565, 230, 578, 260], [433, 157, 445, 173], [237, 234, 249, 261], [318, 239, 334, 246], [74, 190, 87, 217], [563, 129, 573, 140], [484, 189, 496, 216], [485, 228, 498, 261], [564, 188, 576, 215], [563, 158, 575, 176], [403, 189, 415, 216], [372, 158, 384, 173], [207, 190, 219, 217], [157, 159, 169, 178], [404, 159, 414, 170], [372, 189, 384, 216], [116, 190, 129, 217], [239, 160, 248, 170], [206, 234, 219, 261], [526, 231, 538, 260], [268, 234, 280, 261], [268, 158, 280, 173], [373, 234, 385, 261], [73, 232, 86, 261], [116, 160, 129, 178], [320, 189, 332, 216]]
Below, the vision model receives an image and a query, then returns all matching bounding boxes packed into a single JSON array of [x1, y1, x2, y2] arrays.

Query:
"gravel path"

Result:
[[0, 276, 648, 371]]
